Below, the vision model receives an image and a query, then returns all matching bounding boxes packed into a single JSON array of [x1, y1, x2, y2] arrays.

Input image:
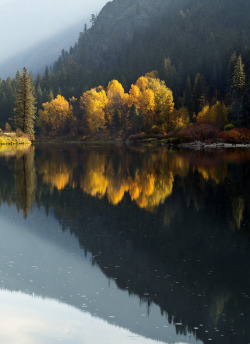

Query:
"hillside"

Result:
[[51, 0, 250, 99]]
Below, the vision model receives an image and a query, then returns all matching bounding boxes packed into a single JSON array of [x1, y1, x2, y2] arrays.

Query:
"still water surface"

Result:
[[0, 144, 249, 344]]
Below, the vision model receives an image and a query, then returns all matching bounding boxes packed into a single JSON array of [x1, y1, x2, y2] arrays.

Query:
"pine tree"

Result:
[[232, 55, 246, 119], [232, 55, 246, 94], [13, 67, 36, 136], [193, 73, 205, 115], [184, 76, 193, 120]]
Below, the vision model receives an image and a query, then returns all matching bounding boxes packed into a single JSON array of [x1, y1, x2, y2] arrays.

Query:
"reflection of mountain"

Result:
[[0, 204, 196, 344], [0, 145, 249, 344]]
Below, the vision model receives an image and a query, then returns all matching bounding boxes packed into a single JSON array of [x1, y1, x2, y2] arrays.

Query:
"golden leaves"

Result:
[[38, 95, 75, 136], [80, 88, 108, 134]]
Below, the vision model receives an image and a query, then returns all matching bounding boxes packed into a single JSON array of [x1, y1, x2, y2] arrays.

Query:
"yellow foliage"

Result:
[[38, 95, 74, 136], [135, 76, 149, 92], [197, 102, 228, 126], [197, 105, 212, 122], [128, 75, 174, 130], [128, 84, 141, 108], [80, 88, 108, 134], [106, 80, 129, 129], [148, 78, 174, 128], [39, 161, 73, 190], [138, 89, 156, 127]]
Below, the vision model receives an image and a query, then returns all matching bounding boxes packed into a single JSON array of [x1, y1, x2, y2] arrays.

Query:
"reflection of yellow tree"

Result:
[[14, 147, 36, 218], [80, 153, 108, 198], [129, 171, 174, 209], [35, 147, 250, 218], [79, 151, 176, 210], [197, 166, 227, 184], [37, 153, 76, 190]]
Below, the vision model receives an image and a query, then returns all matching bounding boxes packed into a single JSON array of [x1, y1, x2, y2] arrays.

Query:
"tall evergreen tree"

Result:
[[13, 67, 36, 136], [232, 56, 246, 119], [193, 73, 205, 115], [184, 76, 193, 120], [232, 55, 246, 94]]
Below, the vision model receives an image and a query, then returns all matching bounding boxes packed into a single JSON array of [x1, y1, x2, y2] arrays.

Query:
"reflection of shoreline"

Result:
[[0, 144, 32, 158], [37, 146, 250, 211]]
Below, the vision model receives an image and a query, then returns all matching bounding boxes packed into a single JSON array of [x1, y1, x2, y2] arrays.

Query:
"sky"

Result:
[[0, 0, 108, 63]]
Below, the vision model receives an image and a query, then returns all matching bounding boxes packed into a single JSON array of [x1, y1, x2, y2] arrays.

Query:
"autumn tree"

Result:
[[148, 77, 174, 128], [197, 101, 228, 126], [128, 75, 175, 131], [38, 95, 75, 136], [80, 87, 108, 134], [106, 80, 129, 133], [13, 67, 36, 136]]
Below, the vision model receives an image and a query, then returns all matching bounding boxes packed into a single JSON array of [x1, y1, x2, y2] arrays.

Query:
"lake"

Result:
[[0, 144, 249, 344]]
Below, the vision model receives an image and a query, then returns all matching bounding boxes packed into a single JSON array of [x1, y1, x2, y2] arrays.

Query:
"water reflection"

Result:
[[0, 290, 171, 344], [0, 145, 249, 344], [0, 204, 197, 344]]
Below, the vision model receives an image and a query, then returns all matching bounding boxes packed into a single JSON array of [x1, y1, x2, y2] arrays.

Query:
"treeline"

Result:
[[37, 74, 180, 137], [0, 62, 249, 141], [35, 60, 250, 139]]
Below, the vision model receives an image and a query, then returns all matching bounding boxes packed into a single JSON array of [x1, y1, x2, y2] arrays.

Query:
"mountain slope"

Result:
[[51, 0, 250, 99]]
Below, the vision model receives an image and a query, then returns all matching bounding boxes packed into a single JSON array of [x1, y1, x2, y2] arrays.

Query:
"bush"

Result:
[[224, 123, 235, 131], [177, 122, 220, 142], [219, 128, 250, 143]]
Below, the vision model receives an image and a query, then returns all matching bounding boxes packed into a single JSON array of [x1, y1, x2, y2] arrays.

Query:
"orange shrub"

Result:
[[218, 128, 250, 143], [177, 123, 220, 142]]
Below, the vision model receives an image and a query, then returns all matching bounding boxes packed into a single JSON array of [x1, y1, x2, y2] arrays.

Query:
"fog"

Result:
[[0, 0, 108, 63]]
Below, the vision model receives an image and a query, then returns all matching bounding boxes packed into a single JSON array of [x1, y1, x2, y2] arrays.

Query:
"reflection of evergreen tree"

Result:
[[14, 148, 36, 218]]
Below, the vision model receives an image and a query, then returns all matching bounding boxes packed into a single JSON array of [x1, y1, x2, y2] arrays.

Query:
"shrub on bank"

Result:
[[218, 128, 250, 143], [177, 122, 220, 142]]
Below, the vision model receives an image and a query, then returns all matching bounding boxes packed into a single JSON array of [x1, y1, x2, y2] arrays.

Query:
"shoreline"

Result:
[[34, 138, 250, 149], [0, 133, 31, 145]]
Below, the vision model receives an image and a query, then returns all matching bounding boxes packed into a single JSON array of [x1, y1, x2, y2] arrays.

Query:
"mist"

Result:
[[0, 0, 108, 63]]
